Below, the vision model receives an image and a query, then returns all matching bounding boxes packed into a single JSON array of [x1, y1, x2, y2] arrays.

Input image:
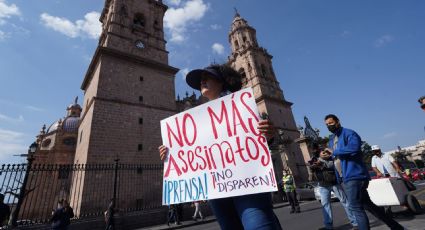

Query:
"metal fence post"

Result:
[[9, 156, 34, 227], [106, 158, 119, 230], [113, 158, 119, 208]]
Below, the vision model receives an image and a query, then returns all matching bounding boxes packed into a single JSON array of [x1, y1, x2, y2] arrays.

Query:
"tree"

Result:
[[361, 141, 373, 170], [393, 151, 408, 162], [414, 159, 424, 169]]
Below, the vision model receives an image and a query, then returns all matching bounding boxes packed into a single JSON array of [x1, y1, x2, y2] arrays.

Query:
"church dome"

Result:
[[62, 117, 80, 132], [45, 116, 80, 134], [67, 103, 82, 111], [67, 97, 82, 117], [46, 120, 60, 134]]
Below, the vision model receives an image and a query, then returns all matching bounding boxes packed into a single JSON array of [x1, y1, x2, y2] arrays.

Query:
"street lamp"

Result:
[[29, 142, 37, 155], [9, 142, 37, 227]]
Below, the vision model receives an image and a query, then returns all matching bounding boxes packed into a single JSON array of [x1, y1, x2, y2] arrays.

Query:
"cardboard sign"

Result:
[[161, 88, 277, 205]]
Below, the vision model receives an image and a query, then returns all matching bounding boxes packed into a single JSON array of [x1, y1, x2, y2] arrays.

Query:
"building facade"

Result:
[[29, 0, 311, 217], [227, 12, 309, 183]]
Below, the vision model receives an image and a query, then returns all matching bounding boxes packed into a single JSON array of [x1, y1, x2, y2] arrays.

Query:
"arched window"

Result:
[[239, 68, 247, 85], [234, 40, 239, 50], [261, 64, 267, 77], [133, 13, 145, 28]]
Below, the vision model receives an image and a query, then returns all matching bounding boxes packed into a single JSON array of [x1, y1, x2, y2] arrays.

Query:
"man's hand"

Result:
[[376, 172, 383, 178], [158, 145, 168, 161], [320, 149, 332, 159]]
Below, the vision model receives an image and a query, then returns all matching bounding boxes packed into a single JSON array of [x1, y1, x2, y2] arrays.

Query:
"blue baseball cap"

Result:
[[185, 67, 224, 90]]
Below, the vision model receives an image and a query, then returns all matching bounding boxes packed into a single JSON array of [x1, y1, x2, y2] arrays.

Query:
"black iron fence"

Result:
[[0, 162, 163, 227]]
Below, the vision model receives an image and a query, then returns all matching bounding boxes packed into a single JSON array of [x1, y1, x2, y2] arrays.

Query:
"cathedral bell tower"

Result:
[[228, 11, 309, 183], [72, 0, 178, 213], [76, 0, 178, 165]]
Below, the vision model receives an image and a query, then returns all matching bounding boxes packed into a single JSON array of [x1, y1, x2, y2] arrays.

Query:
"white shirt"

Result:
[[371, 154, 400, 177]]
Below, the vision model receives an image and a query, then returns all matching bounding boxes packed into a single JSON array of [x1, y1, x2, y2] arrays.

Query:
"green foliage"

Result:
[[414, 159, 424, 168], [392, 151, 408, 162], [361, 141, 373, 169]]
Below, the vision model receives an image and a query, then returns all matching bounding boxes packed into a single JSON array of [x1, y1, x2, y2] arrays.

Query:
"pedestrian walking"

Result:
[[281, 170, 300, 214], [167, 204, 180, 226], [309, 147, 358, 230], [192, 201, 204, 221], [159, 64, 282, 230], [0, 194, 11, 227], [324, 114, 404, 230], [105, 199, 115, 230]]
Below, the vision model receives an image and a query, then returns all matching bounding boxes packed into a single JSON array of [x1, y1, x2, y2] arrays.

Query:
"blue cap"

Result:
[[185, 67, 224, 90]]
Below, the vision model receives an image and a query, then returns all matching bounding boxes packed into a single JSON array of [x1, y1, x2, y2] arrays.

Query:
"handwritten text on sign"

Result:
[[161, 88, 277, 205]]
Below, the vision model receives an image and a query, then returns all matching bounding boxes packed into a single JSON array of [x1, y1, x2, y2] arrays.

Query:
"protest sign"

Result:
[[161, 87, 277, 205]]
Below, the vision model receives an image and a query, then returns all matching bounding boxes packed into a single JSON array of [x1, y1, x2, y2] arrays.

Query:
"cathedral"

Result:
[[30, 0, 311, 216]]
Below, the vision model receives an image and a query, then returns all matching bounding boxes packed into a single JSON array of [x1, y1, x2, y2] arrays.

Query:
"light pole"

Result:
[[9, 142, 37, 227]]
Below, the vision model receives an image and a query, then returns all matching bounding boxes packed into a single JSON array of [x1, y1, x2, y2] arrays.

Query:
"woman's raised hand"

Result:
[[158, 145, 168, 161]]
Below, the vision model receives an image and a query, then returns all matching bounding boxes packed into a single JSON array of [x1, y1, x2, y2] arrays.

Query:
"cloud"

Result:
[[210, 24, 221, 30], [0, 29, 7, 40], [382, 131, 397, 139], [164, 0, 208, 43], [0, 128, 23, 142], [166, 0, 182, 6], [340, 30, 350, 38], [0, 128, 26, 161], [180, 68, 189, 80], [375, 35, 394, 47], [0, 0, 21, 25], [0, 113, 24, 123], [40, 11, 101, 39], [25, 105, 45, 112], [212, 43, 224, 55]]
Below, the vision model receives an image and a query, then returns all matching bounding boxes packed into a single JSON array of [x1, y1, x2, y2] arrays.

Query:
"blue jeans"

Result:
[[319, 184, 357, 228], [343, 180, 403, 230], [208, 193, 282, 230]]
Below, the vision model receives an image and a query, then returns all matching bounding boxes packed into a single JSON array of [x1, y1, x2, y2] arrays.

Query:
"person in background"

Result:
[[192, 201, 204, 221], [310, 148, 358, 230], [324, 114, 404, 230], [159, 64, 281, 230], [0, 194, 11, 227], [167, 204, 181, 226], [282, 170, 300, 214], [371, 145, 401, 178], [105, 199, 115, 230], [51, 199, 74, 230]]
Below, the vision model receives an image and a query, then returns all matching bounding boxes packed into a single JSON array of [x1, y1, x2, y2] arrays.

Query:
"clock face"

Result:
[[135, 40, 145, 49]]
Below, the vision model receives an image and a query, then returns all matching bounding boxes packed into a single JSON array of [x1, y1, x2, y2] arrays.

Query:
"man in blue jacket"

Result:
[[324, 114, 403, 230]]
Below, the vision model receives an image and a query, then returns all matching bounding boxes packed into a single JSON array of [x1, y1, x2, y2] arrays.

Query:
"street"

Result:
[[171, 182, 425, 230]]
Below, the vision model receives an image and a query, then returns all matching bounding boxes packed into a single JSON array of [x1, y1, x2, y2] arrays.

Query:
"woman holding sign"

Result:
[[159, 64, 281, 230]]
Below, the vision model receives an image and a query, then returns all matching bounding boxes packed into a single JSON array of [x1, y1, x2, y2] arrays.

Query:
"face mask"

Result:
[[327, 124, 338, 133]]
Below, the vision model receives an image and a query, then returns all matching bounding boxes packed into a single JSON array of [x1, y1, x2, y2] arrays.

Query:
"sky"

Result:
[[0, 0, 424, 163]]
